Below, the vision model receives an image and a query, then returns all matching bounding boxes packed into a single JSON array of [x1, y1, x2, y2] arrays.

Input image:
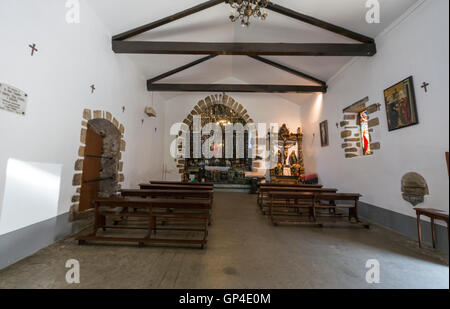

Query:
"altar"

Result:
[[269, 124, 306, 185]]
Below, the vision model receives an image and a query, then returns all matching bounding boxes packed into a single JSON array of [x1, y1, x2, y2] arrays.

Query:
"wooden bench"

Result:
[[257, 183, 323, 203], [315, 193, 369, 228], [258, 182, 323, 189], [415, 208, 449, 249], [121, 189, 213, 200], [76, 197, 211, 249], [267, 191, 316, 226], [149, 180, 214, 186], [267, 191, 369, 228], [258, 186, 338, 214], [139, 183, 213, 191], [121, 189, 214, 225]]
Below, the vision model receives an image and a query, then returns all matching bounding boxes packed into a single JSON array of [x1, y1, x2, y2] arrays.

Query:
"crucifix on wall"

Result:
[[421, 82, 430, 93], [28, 44, 38, 56]]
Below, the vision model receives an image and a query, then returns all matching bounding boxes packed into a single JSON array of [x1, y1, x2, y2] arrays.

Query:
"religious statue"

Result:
[[283, 147, 289, 166], [269, 124, 305, 180], [289, 152, 298, 166]]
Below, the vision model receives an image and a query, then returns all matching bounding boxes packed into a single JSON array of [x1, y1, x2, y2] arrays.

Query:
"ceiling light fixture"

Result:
[[227, 0, 269, 27]]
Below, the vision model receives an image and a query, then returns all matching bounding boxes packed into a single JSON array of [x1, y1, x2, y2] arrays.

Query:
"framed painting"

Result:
[[319, 120, 329, 147], [384, 76, 419, 131]]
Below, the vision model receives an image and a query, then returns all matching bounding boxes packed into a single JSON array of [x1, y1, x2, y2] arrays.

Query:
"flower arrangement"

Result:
[[291, 164, 302, 177]]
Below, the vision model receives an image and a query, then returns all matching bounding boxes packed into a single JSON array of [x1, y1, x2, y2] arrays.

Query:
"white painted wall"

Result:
[[0, 0, 164, 234], [299, 0, 449, 220], [160, 77, 302, 181]]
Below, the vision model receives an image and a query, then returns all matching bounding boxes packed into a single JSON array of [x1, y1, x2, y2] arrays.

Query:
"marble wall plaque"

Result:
[[0, 83, 28, 115]]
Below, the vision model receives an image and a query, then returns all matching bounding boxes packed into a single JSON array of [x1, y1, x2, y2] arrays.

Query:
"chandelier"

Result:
[[226, 0, 269, 27]]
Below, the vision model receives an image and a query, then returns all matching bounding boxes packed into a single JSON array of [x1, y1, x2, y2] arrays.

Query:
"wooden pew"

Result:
[[314, 193, 369, 228], [267, 191, 369, 228], [258, 183, 323, 188], [139, 183, 213, 191], [121, 189, 213, 200], [150, 180, 214, 186], [258, 186, 338, 214], [76, 197, 210, 249], [267, 191, 316, 226], [257, 183, 323, 204], [121, 189, 214, 224]]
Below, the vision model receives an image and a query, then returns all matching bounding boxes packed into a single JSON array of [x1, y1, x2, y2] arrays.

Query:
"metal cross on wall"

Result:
[[421, 82, 430, 93], [28, 44, 38, 56], [90, 84, 96, 93]]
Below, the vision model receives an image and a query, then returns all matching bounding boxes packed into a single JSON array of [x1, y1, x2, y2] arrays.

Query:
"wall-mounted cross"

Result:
[[90, 84, 96, 93], [421, 82, 430, 93], [28, 44, 38, 56]]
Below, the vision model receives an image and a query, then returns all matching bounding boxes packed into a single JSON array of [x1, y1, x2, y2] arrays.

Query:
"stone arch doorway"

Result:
[[177, 94, 256, 183], [79, 119, 121, 211], [71, 109, 126, 221]]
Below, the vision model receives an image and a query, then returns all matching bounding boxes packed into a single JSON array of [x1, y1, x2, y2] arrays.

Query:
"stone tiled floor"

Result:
[[0, 193, 448, 289]]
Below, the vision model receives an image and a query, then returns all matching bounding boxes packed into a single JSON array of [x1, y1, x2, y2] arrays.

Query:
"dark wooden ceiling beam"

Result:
[[112, 0, 224, 41], [248, 55, 326, 86], [113, 41, 376, 56], [147, 83, 327, 93], [266, 2, 375, 44], [148, 55, 217, 84]]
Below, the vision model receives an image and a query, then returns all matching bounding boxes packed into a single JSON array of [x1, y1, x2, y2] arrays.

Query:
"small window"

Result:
[[359, 110, 371, 156]]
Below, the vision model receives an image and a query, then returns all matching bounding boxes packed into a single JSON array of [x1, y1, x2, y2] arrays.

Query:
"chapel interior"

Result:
[[0, 0, 449, 289]]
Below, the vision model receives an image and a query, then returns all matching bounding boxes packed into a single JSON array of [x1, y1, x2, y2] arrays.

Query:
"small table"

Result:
[[415, 208, 449, 249]]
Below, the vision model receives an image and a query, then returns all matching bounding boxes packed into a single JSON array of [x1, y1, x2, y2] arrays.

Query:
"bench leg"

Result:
[[431, 218, 436, 249], [417, 214, 423, 249]]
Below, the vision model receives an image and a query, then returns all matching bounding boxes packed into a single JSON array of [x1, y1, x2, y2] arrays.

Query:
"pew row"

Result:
[[149, 180, 214, 186], [76, 197, 211, 249], [267, 192, 370, 228], [121, 189, 214, 225], [258, 186, 338, 214], [140, 183, 213, 191]]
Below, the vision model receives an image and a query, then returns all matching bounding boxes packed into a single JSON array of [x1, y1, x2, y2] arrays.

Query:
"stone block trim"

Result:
[[367, 103, 381, 114], [341, 130, 352, 138], [70, 109, 127, 222], [340, 97, 382, 159], [83, 109, 92, 121], [74, 159, 83, 171], [368, 118, 380, 128]]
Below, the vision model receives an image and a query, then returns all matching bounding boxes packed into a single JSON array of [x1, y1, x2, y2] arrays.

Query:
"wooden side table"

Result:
[[415, 208, 449, 249]]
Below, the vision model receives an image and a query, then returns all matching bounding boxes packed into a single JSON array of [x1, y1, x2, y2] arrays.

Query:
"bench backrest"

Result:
[[121, 189, 213, 200], [259, 183, 323, 189], [94, 197, 211, 210], [149, 180, 214, 186], [267, 191, 315, 200], [315, 193, 361, 201], [260, 187, 337, 193], [139, 183, 214, 190]]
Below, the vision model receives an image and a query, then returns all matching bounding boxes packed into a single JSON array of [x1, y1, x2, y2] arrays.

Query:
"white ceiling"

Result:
[[89, 0, 418, 87]]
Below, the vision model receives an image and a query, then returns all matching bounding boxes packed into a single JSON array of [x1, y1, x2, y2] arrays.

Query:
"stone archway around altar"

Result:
[[176, 94, 259, 183]]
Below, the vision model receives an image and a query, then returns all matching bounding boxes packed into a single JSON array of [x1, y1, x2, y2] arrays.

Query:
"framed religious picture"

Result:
[[319, 120, 329, 147], [384, 76, 419, 131]]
